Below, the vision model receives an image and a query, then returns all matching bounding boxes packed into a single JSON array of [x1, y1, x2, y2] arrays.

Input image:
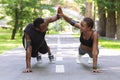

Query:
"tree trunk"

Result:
[[106, 10, 116, 38], [19, 21, 23, 36], [85, 2, 93, 19], [11, 8, 19, 40], [19, 5, 24, 37], [11, 28, 17, 39], [117, 11, 120, 40], [106, 0, 116, 38], [97, 1, 106, 36]]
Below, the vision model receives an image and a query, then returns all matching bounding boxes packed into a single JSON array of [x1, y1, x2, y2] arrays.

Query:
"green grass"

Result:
[[0, 29, 120, 54], [0, 28, 59, 54], [0, 28, 22, 54], [99, 38, 120, 49], [73, 34, 120, 50]]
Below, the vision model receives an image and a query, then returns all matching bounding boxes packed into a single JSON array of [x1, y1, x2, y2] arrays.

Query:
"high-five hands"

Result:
[[57, 6, 63, 17]]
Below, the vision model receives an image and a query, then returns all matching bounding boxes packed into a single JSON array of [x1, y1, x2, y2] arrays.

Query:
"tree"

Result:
[[84, 0, 94, 19], [117, 11, 120, 40], [74, 0, 85, 16], [96, 0, 106, 36], [105, 0, 116, 38], [116, 0, 120, 40], [1, 0, 54, 39]]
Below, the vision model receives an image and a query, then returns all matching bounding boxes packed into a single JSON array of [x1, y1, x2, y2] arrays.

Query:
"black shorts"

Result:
[[22, 36, 49, 57], [79, 47, 93, 58], [38, 40, 49, 54]]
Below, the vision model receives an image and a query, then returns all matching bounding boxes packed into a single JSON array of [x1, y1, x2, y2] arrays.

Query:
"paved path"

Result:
[[0, 34, 120, 80]]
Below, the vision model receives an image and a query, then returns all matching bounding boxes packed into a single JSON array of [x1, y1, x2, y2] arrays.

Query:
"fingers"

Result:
[[57, 6, 62, 13], [59, 7, 62, 12], [22, 69, 32, 73], [58, 5, 61, 9], [58, 5, 60, 8]]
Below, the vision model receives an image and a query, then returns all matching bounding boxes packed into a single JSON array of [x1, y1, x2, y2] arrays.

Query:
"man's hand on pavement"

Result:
[[22, 68, 32, 73], [92, 69, 102, 73]]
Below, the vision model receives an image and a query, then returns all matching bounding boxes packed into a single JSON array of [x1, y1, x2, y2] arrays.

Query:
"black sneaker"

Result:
[[36, 55, 42, 63], [48, 55, 54, 62]]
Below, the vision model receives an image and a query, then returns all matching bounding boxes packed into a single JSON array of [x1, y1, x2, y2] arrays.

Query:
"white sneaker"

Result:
[[88, 57, 93, 64], [76, 55, 82, 64]]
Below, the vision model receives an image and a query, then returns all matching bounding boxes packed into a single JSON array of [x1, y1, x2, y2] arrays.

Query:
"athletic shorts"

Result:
[[22, 36, 49, 57], [79, 47, 93, 58]]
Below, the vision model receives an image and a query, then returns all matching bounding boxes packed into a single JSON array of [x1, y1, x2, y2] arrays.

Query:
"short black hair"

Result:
[[83, 17, 94, 28], [33, 17, 44, 28]]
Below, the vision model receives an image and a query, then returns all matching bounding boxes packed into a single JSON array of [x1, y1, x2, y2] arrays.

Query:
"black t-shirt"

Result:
[[24, 23, 46, 50]]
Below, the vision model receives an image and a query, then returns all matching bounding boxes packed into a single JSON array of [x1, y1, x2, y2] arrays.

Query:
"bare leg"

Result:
[[48, 46, 52, 55], [37, 52, 42, 63]]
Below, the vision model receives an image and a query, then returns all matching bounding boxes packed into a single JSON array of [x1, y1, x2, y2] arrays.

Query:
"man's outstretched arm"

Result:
[[46, 14, 61, 23], [45, 7, 62, 23], [23, 33, 32, 73]]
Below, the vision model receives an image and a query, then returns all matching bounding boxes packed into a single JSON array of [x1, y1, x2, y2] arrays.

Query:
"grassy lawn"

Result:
[[0, 28, 22, 54], [73, 34, 120, 50], [99, 38, 120, 49]]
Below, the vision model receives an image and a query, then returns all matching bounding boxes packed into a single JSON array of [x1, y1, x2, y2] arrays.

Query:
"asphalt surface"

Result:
[[0, 34, 120, 80]]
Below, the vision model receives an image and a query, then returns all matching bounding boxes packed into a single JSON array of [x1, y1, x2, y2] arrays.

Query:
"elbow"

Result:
[[92, 50, 99, 57]]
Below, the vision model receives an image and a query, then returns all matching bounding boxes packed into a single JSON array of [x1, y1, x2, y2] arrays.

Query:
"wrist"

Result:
[[57, 14, 61, 19], [93, 66, 97, 69]]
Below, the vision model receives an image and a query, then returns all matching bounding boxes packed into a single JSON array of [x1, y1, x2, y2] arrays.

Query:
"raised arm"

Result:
[[45, 14, 61, 23], [45, 7, 61, 23], [62, 14, 80, 29], [58, 6, 81, 29]]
